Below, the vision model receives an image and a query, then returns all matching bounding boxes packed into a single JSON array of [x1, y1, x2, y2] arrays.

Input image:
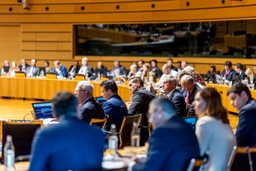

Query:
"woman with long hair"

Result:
[[8, 61, 20, 77], [193, 88, 236, 171]]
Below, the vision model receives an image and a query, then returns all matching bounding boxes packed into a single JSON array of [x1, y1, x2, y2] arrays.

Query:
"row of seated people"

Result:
[[27, 75, 256, 171], [204, 60, 256, 87]]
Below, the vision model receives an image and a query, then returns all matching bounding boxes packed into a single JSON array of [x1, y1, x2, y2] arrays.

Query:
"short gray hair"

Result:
[[181, 74, 194, 84], [164, 75, 177, 86], [77, 81, 94, 94]]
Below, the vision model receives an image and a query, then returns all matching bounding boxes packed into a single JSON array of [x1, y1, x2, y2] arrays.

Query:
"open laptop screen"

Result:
[[31, 102, 53, 119], [95, 96, 106, 106]]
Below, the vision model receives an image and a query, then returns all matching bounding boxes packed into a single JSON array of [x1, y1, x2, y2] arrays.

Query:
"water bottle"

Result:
[[85, 71, 89, 81], [131, 122, 140, 156], [4, 135, 15, 171], [96, 72, 100, 81], [108, 124, 118, 156], [40, 70, 44, 78]]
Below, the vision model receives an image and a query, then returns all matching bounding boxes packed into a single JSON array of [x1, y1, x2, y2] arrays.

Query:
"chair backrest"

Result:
[[227, 146, 256, 171], [90, 118, 107, 130], [186, 158, 207, 171], [75, 74, 85, 80], [15, 72, 26, 78], [46, 72, 57, 79], [1, 120, 42, 161], [118, 114, 142, 148]]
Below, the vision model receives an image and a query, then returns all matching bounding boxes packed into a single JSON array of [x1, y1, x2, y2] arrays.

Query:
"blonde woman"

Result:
[[245, 68, 255, 84], [8, 61, 20, 77]]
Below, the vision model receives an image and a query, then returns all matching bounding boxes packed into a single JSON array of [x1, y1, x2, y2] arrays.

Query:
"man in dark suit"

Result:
[[94, 61, 108, 76], [166, 58, 178, 72], [128, 77, 155, 145], [221, 61, 236, 81], [162, 75, 186, 117], [26, 59, 40, 77], [100, 80, 128, 131], [235, 63, 246, 81], [78, 57, 94, 78], [66, 60, 80, 78], [112, 60, 126, 77], [75, 81, 105, 123], [123, 98, 200, 171], [227, 83, 256, 171], [29, 91, 104, 171], [180, 74, 203, 106], [19, 58, 30, 72]]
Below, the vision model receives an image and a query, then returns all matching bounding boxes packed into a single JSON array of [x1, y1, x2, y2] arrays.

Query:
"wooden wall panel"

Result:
[[0, 25, 20, 63]]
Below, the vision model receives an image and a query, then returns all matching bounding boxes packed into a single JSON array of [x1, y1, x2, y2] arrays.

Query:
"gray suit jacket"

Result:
[[26, 66, 40, 77]]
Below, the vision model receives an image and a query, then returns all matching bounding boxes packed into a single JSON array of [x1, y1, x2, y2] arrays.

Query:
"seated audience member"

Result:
[[29, 91, 104, 171], [1, 60, 10, 74], [176, 61, 182, 72], [166, 58, 178, 71], [53, 60, 67, 77], [205, 65, 218, 83], [181, 61, 188, 70], [245, 68, 256, 84], [183, 66, 206, 86], [235, 63, 246, 81], [227, 83, 256, 171], [150, 59, 162, 78], [155, 64, 177, 88], [128, 77, 155, 145], [94, 61, 108, 76], [193, 88, 236, 171], [42, 60, 52, 75], [137, 60, 144, 72], [141, 63, 152, 82], [162, 75, 186, 117], [8, 61, 20, 77], [78, 57, 93, 77], [127, 64, 141, 79], [221, 61, 236, 81], [112, 60, 126, 78], [74, 81, 104, 123], [26, 59, 40, 77], [181, 75, 203, 106], [124, 98, 200, 171], [67, 60, 80, 78], [100, 80, 128, 131], [18, 59, 30, 73]]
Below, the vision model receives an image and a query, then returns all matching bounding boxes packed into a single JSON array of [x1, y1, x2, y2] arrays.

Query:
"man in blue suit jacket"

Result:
[[53, 60, 67, 77], [221, 60, 236, 81], [100, 80, 128, 131], [29, 91, 104, 171], [124, 98, 200, 171], [227, 83, 256, 171], [162, 75, 186, 117]]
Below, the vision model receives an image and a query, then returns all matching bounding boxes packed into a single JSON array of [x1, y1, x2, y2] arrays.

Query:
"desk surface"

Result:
[[0, 77, 130, 102]]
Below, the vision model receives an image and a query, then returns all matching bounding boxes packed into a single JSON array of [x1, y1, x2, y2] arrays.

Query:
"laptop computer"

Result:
[[95, 96, 106, 106], [31, 102, 53, 119], [184, 116, 197, 129]]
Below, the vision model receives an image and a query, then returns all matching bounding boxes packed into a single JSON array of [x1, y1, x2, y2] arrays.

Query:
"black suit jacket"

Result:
[[94, 65, 108, 76], [67, 65, 80, 76], [19, 63, 30, 72], [151, 67, 162, 78], [128, 87, 155, 145], [167, 89, 186, 117], [78, 97, 105, 123], [132, 116, 200, 171]]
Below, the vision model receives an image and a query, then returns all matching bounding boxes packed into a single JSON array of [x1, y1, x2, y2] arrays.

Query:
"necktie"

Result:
[[79, 67, 84, 74], [186, 92, 190, 107]]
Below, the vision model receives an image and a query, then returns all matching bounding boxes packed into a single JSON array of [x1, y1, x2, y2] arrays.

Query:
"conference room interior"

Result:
[[1, 1, 256, 170]]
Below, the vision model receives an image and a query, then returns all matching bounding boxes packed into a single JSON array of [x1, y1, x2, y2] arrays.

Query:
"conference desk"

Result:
[[206, 83, 256, 113], [0, 77, 130, 102]]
